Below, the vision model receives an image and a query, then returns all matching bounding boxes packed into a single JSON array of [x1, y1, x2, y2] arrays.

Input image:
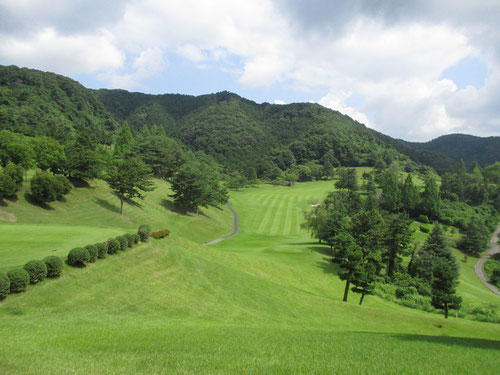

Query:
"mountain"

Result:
[[406, 134, 500, 167]]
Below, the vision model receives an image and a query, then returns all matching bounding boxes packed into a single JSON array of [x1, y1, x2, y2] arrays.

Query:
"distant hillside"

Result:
[[406, 134, 500, 167]]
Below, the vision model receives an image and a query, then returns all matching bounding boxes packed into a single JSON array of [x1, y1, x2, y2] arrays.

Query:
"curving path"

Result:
[[203, 200, 238, 245], [474, 223, 500, 296]]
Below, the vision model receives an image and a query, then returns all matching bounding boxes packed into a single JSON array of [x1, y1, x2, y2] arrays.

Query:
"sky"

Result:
[[0, 0, 499, 142]]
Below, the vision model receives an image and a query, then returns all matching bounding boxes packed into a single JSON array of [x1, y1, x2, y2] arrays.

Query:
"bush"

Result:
[[491, 269, 500, 287], [0, 272, 10, 299], [133, 234, 140, 244], [84, 245, 98, 263], [7, 268, 30, 293], [67, 247, 90, 267], [151, 229, 171, 239], [23, 260, 48, 284], [43, 256, 63, 278], [138, 225, 151, 242], [417, 215, 430, 224], [107, 238, 120, 254], [30, 171, 71, 203], [395, 286, 418, 299], [116, 235, 128, 250], [95, 243, 107, 259], [420, 225, 430, 233], [53, 174, 72, 199], [0, 173, 18, 199], [125, 233, 135, 247]]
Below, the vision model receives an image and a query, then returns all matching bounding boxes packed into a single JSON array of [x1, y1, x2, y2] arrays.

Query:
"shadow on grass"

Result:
[[94, 198, 120, 214], [160, 199, 208, 217], [316, 257, 341, 275], [350, 332, 500, 350], [69, 177, 92, 188], [23, 193, 54, 210]]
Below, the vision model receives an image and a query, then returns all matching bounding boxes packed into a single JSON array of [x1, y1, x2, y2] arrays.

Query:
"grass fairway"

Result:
[[1, 178, 499, 374]]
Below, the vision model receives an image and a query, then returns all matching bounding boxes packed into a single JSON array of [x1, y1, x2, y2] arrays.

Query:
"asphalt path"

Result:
[[203, 200, 238, 245], [474, 223, 500, 296]]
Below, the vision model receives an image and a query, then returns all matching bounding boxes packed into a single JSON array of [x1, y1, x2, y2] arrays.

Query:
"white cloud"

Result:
[[318, 90, 373, 128], [274, 99, 286, 105]]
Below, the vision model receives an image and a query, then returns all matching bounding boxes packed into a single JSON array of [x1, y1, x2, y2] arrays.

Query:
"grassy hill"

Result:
[[1, 175, 499, 374]]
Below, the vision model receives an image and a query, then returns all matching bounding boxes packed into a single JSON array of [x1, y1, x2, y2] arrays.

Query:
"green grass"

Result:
[[1, 176, 499, 374]]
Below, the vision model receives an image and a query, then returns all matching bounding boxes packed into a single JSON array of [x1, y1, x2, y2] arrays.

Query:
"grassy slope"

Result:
[[0, 178, 499, 374]]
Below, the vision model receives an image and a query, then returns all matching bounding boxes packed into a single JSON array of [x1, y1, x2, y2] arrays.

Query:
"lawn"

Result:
[[0, 176, 499, 374]]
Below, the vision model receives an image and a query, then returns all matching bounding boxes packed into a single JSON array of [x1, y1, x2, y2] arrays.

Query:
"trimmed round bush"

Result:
[[43, 256, 63, 278], [125, 233, 135, 247], [107, 238, 120, 254], [0, 272, 10, 300], [67, 247, 90, 267], [116, 235, 128, 250], [133, 234, 140, 244], [95, 243, 107, 259], [7, 268, 30, 293], [84, 244, 98, 263], [417, 214, 430, 224], [138, 225, 151, 242], [23, 260, 47, 284]]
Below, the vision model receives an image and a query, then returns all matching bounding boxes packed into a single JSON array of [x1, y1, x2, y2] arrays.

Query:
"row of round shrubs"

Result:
[[0, 225, 152, 301], [151, 229, 171, 239], [0, 256, 63, 300], [66, 225, 151, 267]]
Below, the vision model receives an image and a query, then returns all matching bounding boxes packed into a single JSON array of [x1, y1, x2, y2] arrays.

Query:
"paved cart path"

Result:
[[474, 223, 500, 296], [204, 200, 238, 245]]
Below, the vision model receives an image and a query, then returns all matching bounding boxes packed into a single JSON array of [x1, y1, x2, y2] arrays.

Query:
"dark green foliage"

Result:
[[151, 229, 170, 239], [0, 130, 34, 169], [116, 236, 128, 250], [30, 171, 71, 203], [95, 243, 108, 259], [107, 238, 120, 254], [490, 269, 500, 287], [114, 121, 134, 156], [23, 260, 47, 284], [84, 245, 98, 263], [7, 268, 30, 293], [125, 233, 135, 247], [0, 272, 10, 299], [335, 167, 358, 191], [43, 256, 63, 278], [106, 157, 155, 214], [459, 218, 489, 255], [384, 213, 413, 279], [133, 234, 140, 244], [0, 172, 18, 199], [416, 215, 429, 224], [67, 247, 90, 267], [420, 226, 430, 233], [333, 233, 363, 302], [31, 136, 66, 173], [3, 163, 24, 190], [400, 174, 420, 216], [420, 178, 441, 220], [431, 260, 462, 319], [379, 169, 401, 212]]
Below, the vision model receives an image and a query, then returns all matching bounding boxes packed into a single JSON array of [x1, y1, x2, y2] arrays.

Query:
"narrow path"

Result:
[[474, 223, 500, 296], [203, 200, 238, 245]]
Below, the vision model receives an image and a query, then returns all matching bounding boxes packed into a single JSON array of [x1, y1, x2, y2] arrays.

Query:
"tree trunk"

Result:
[[359, 293, 365, 305], [343, 280, 350, 302], [120, 196, 124, 215], [444, 303, 448, 319]]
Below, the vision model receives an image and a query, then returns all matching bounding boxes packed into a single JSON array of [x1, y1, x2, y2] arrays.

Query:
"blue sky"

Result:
[[1, 0, 499, 141]]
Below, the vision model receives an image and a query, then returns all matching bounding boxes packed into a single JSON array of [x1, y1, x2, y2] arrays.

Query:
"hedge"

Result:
[[7, 268, 30, 293], [107, 238, 120, 254], [133, 234, 140, 244], [43, 256, 63, 278], [23, 260, 48, 284], [84, 244, 98, 263], [151, 229, 171, 239], [116, 235, 128, 250], [95, 243, 108, 259], [125, 233, 135, 247], [0, 272, 10, 299], [67, 247, 90, 267], [138, 225, 151, 242]]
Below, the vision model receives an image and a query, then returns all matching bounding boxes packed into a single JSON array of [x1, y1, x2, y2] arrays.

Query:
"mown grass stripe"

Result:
[[251, 194, 274, 233], [283, 196, 293, 235], [270, 196, 286, 235], [257, 195, 280, 234]]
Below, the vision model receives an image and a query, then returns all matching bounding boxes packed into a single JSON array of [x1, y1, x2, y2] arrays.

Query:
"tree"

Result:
[[31, 136, 66, 173], [431, 260, 462, 319], [30, 171, 72, 203], [420, 178, 441, 219], [114, 121, 135, 156], [106, 157, 155, 214], [400, 174, 420, 216], [170, 159, 228, 213], [379, 169, 401, 212], [333, 233, 363, 302], [384, 213, 413, 279], [351, 259, 378, 305], [460, 218, 489, 255], [335, 167, 358, 191]]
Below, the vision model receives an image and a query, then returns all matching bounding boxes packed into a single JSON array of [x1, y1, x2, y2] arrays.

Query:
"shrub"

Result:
[[43, 256, 63, 278], [23, 260, 48, 284], [417, 214, 430, 223], [116, 235, 128, 250], [133, 234, 140, 244], [420, 225, 430, 233], [107, 238, 120, 254], [84, 245, 98, 263], [138, 225, 151, 242], [30, 171, 58, 203], [0, 272, 10, 300], [7, 268, 30, 293], [491, 269, 500, 287], [67, 247, 90, 267], [125, 233, 135, 247], [95, 243, 107, 259], [53, 174, 72, 199], [395, 286, 418, 299], [151, 229, 171, 239], [0, 173, 18, 199], [4, 163, 24, 189]]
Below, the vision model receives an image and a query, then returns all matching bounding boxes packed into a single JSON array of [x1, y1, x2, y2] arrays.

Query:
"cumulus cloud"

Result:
[[0, 0, 499, 140]]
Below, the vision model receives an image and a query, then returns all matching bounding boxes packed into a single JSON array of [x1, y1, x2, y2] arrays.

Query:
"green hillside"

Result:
[[1, 176, 499, 374]]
